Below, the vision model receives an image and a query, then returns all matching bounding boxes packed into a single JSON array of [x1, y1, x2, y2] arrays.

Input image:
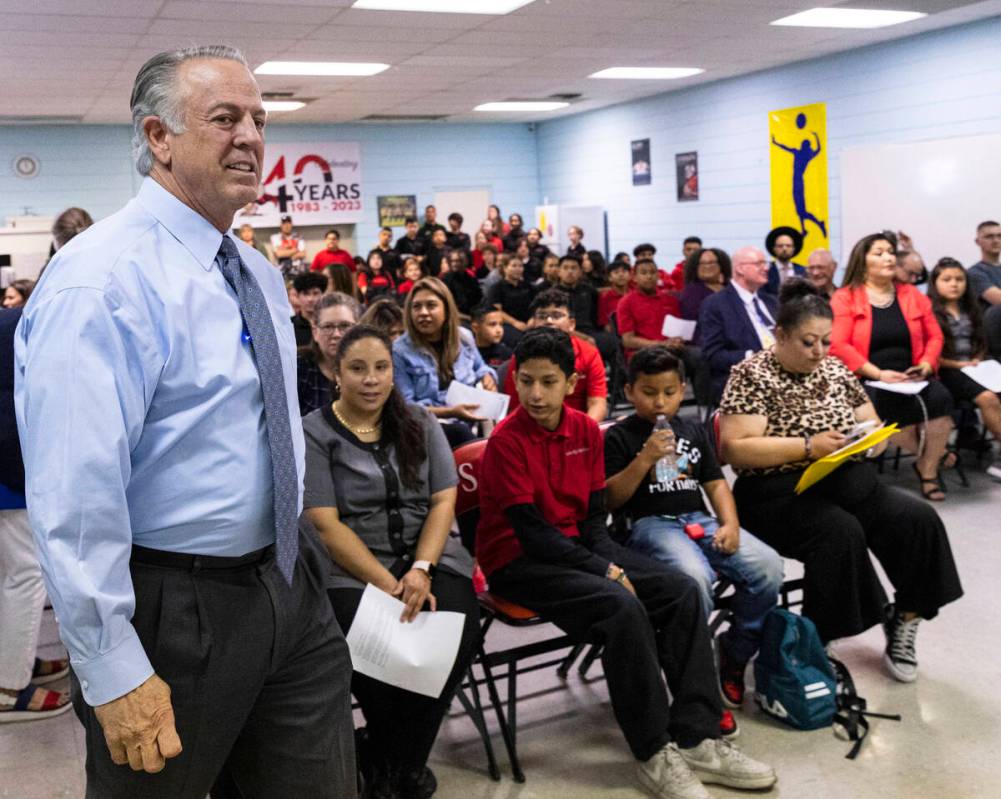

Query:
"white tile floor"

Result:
[[2, 462, 998, 799]]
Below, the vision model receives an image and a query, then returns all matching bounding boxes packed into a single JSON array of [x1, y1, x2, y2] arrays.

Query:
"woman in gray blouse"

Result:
[[303, 324, 479, 799]]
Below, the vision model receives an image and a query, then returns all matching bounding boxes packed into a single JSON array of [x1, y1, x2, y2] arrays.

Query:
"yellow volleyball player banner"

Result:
[[769, 102, 830, 253]]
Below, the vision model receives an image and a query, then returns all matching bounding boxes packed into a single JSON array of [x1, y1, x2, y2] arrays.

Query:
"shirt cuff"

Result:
[[72, 629, 155, 707]]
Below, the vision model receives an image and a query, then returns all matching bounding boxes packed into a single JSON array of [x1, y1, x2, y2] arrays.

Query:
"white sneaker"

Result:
[[637, 743, 711, 799], [883, 605, 921, 683], [986, 460, 1001, 481], [679, 738, 777, 790]]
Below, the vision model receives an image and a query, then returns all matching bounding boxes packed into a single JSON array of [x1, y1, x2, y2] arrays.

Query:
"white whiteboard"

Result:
[[433, 188, 490, 240], [841, 132, 1001, 269]]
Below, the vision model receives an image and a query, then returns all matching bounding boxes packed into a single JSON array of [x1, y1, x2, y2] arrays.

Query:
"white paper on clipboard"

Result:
[[661, 315, 697, 341], [445, 381, 509, 421]]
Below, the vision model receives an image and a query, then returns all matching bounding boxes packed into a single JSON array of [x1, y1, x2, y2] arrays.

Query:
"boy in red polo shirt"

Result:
[[477, 328, 776, 799], [501, 289, 607, 422], [598, 258, 632, 329], [619, 259, 711, 407]]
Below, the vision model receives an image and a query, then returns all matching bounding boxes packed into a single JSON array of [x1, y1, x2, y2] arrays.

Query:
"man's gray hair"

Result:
[[130, 45, 248, 176]]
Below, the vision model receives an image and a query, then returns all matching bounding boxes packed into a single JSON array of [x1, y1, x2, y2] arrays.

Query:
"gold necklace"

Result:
[[866, 283, 895, 309], [332, 401, 381, 435]]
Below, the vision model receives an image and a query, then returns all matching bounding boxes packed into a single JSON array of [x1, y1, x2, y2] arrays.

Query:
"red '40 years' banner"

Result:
[[235, 142, 363, 228]]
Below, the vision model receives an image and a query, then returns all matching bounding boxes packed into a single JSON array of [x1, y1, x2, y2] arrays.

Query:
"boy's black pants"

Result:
[[489, 538, 721, 761]]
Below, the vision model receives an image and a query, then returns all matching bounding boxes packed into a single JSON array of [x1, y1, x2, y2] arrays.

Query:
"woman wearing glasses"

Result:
[[297, 292, 362, 416]]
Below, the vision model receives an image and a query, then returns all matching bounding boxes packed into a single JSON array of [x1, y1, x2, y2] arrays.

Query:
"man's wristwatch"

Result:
[[413, 560, 436, 579]]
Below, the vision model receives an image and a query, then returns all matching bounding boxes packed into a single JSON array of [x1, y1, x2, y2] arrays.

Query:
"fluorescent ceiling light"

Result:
[[263, 101, 305, 112], [474, 101, 568, 112], [590, 67, 704, 80], [352, 0, 536, 13], [254, 61, 389, 76], [771, 8, 926, 28]]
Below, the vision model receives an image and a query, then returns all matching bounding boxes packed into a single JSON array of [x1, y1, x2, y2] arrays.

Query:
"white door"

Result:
[[433, 188, 491, 240]]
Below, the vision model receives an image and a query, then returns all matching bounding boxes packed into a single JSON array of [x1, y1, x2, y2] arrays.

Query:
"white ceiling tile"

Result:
[[304, 22, 458, 43], [1, 0, 998, 124], [325, 7, 491, 29], [0, 12, 151, 33], [159, 1, 341, 25], [0, 0, 162, 15]]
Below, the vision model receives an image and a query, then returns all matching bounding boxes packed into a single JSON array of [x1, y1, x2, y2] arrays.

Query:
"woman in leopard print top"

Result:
[[718, 280, 962, 682]]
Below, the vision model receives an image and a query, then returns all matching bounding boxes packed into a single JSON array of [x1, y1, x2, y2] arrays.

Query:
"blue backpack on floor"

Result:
[[753, 608, 837, 730]]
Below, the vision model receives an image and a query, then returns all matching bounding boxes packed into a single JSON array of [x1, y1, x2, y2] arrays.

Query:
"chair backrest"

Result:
[[709, 408, 726, 465], [453, 437, 488, 554], [495, 358, 511, 393]]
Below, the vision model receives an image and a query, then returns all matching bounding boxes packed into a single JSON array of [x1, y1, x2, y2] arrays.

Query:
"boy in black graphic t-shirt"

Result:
[[605, 346, 784, 711]]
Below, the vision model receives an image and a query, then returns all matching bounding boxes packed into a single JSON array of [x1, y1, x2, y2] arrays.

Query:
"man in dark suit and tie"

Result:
[[699, 246, 779, 404], [762, 226, 806, 296]]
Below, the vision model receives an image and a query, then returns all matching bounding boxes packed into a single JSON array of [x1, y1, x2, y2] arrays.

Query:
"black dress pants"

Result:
[[733, 461, 963, 643], [489, 538, 721, 761], [72, 530, 356, 799], [329, 570, 480, 775]]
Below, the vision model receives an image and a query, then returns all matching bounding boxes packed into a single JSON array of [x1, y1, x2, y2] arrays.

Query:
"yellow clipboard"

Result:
[[794, 423, 899, 494]]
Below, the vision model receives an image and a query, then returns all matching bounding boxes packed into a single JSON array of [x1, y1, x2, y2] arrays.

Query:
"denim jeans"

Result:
[[627, 511, 784, 665]]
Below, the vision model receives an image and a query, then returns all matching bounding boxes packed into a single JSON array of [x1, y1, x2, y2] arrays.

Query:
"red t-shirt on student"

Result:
[[617, 289, 682, 358], [475, 405, 606, 576], [312, 249, 356, 272], [501, 336, 607, 413], [598, 287, 627, 328], [671, 260, 686, 289]]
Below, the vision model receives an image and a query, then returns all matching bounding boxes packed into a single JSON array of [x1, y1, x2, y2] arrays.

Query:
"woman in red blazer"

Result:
[[831, 232, 954, 501]]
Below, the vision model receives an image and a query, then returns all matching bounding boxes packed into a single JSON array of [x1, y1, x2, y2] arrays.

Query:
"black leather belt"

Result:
[[130, 543, 274, 571]]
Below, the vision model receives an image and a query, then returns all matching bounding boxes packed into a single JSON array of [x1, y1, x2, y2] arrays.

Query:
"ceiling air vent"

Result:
[[361, 114, 450, 122], [548, 93, 582, 101]]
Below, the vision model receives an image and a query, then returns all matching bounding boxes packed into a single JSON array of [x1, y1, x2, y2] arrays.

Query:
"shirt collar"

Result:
[[516, 404, 572, 442], [136, 177, 227, 272], [732, 281, 758, 305]]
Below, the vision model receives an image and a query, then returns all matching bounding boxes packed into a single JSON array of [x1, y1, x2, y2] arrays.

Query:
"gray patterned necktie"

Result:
[[216, 236, 298, 584]]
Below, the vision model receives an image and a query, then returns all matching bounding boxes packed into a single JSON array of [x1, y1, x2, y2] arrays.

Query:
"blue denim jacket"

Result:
[[392, 328, 496, 406]]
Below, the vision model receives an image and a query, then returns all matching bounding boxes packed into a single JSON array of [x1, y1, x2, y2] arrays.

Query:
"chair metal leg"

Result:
[[578, 644, 602, 678], [505, 655, 525, 783], [556, 644, 585, 679], [454, 666, 501, 781], [477, 641, 525, 783]]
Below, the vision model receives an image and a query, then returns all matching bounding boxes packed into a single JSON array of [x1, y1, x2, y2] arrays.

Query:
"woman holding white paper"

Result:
[[720, 280, 962, 683], [928, 257, 1001, 481], [303, 324, 479, 799], [830, 232, 955, 501], [393, 277, 498, 448]]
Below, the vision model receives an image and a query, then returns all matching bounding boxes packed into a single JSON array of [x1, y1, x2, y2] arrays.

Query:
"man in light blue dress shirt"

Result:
[[14, 46, 354, 798]]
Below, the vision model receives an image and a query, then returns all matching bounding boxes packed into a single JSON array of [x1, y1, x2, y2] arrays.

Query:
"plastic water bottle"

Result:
[[654, 415, 679, 482]]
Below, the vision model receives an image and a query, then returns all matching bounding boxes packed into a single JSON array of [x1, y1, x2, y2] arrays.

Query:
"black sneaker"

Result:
[[883, 603, 921, 683], [399, 766, 437, 799], [716, 640, 746, 709]]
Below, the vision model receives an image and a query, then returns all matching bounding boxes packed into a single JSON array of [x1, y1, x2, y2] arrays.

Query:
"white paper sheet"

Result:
[[345, 584, 465, 699], [661, 315, 698, 341], [865, 379, 928, 395], [962, 359, 1001, 392], [445, 381, 510, 421]]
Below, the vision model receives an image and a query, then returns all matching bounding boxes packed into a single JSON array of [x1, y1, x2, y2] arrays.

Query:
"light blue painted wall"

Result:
[[2, 16, 999, 264], [536, 17, 1001, 264], [0, 122, 539, 249]]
